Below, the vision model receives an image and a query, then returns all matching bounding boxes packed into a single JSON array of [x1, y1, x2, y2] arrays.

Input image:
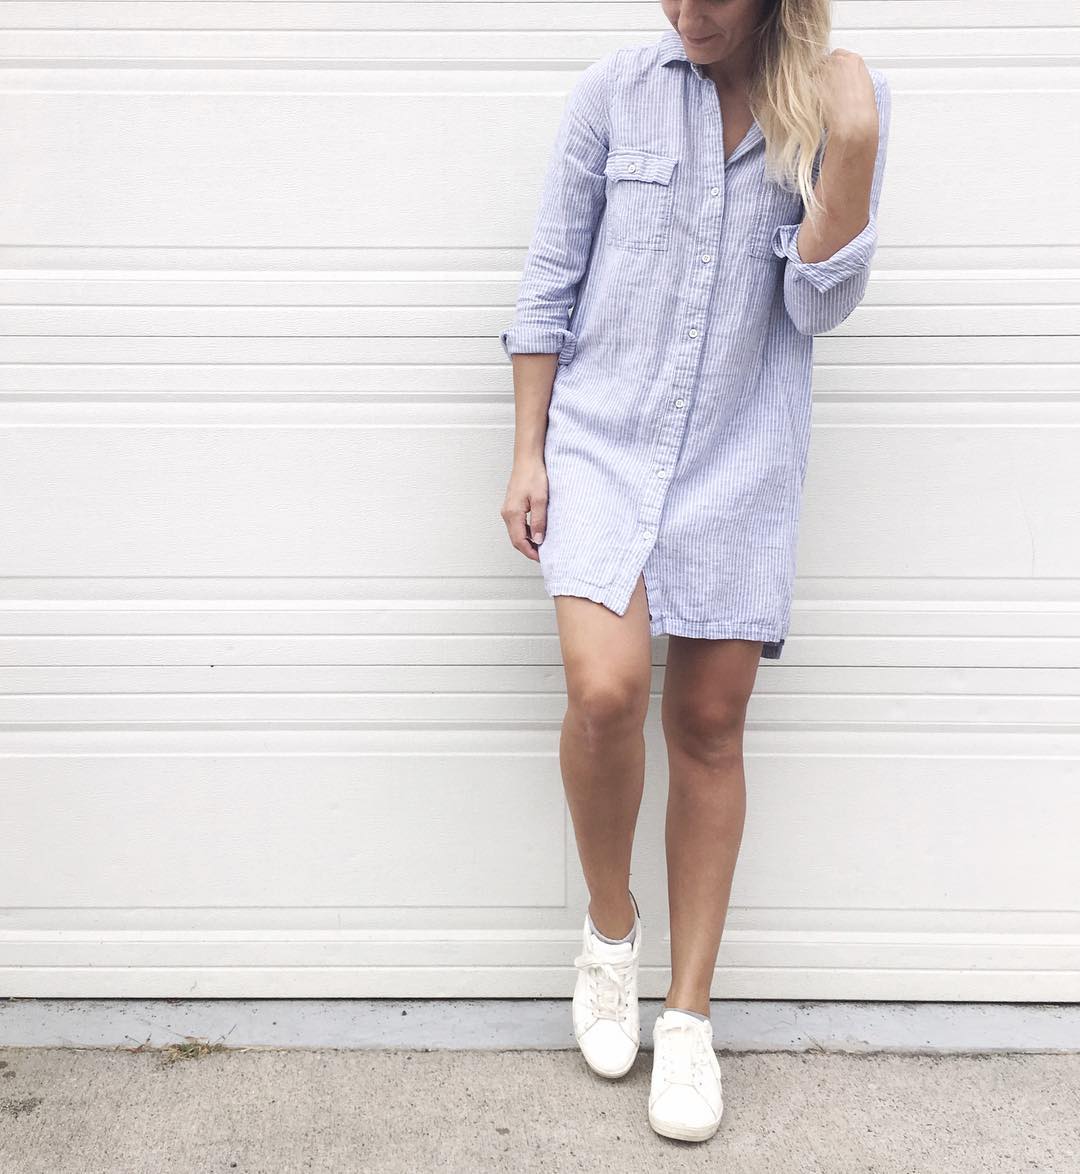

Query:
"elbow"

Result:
[[499, 323, 577, 364], [785, 301, 821, 336], [783, 267, 871, 336], [785, 299, 858, 336]]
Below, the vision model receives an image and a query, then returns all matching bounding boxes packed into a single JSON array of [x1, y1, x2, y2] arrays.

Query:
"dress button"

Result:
[[642, 529, 653, 541], [627, 163, 637, 172], [688, 328, 698, 338], [674, 397, 685, 407], [701, 253, 711, 263], [710, 186, 720, 196], [656, 469, 667, 479]]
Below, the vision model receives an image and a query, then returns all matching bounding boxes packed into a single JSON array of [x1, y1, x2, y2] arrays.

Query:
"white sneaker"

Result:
[[648, 1007, 724, 1141], [571, 890, 641, 1078]]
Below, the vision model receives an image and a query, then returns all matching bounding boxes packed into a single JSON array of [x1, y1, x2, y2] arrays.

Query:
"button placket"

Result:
[[638, 73, 726, 553], [633, 71, 727, 570]]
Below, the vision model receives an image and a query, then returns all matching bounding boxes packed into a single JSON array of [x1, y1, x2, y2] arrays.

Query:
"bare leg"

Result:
[[553, 574, 653, 938], [658, 636, 763, 1015]]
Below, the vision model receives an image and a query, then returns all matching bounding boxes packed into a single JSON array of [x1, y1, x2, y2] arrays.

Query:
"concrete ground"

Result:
[[1, 1000, 1078, 1173]]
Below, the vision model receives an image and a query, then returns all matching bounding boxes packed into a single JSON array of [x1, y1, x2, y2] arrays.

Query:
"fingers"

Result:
[[529, 496, 547, 547], [502, 505, 540, 563]]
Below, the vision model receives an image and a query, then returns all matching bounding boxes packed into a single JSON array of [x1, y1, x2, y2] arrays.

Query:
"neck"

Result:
[[698, 41, 757, 92]]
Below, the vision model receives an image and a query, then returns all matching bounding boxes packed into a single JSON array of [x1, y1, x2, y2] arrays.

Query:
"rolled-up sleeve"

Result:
[[499, 56, 610, 364], [771, 69, 892, 335]]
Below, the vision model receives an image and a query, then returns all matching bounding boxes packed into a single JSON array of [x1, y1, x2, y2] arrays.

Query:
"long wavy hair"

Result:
[[748, 0, 833, 220]]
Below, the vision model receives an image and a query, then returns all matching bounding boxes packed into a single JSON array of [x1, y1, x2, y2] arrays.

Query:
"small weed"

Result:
[[159, 1035, 230, 1065], [122, 1027, 237, 1066]]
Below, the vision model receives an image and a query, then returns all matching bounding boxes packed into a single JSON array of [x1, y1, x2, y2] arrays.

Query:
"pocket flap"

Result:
[[603, 149, 677, 185]]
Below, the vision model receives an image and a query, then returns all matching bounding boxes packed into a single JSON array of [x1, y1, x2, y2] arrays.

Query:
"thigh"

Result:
[[660, 635, 764, 730], [553, 574, 653, 704]]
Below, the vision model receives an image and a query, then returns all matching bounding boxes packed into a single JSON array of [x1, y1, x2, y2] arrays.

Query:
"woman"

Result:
[[499, 0, 891, 1143]]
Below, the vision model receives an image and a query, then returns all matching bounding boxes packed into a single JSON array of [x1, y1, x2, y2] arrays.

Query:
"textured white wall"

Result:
[[0, 3, 1077, 998]]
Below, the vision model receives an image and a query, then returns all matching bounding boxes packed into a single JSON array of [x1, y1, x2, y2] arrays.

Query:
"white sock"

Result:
[[588, 910, 637, 945], [664, 1006, 710, 1023]]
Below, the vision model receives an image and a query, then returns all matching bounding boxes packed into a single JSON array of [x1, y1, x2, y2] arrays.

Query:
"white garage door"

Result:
[[1, 3, 1077, 999]]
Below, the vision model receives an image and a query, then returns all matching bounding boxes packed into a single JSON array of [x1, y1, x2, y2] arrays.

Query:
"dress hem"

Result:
[[655, 618, 786, 659], [545, 576, 786, 660]]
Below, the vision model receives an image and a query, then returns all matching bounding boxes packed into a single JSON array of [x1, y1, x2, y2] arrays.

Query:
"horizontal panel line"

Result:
[[4, 421, 1080, 429], [6, 633, 1080, 643], [6, 968, 1079, 977], [3, 932, 1078, 945], [4, 336, 1080, 340], [6, 26, 1077, 33], [2, 62, 1074, 76], [3, 245, 1078, 251], [5, 576, 1080, 582], [2, 268, 1078, 278], [2, 912, 1077, 922], [2, 307, 1079, 312], [9, 753, 1074, 763]]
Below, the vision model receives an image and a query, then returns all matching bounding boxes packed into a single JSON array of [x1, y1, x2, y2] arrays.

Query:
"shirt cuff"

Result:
[[771, 216, 878, 293], [499, 325, 577, 364]]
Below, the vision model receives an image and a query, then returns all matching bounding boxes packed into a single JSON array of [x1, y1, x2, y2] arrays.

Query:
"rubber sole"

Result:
[[648, 1108, 723, 1142], [575, 1037, 639, 1079], [583, 1055, 637, 1079]]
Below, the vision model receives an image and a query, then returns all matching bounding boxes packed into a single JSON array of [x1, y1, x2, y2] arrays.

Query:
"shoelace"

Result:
[[573, 946, 635, 1021], [655, 1020, 710, 1087]]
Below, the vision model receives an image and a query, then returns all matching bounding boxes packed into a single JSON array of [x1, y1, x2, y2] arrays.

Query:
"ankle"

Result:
[[588, 892, 637, 940], [663, 995, 711, 1018]]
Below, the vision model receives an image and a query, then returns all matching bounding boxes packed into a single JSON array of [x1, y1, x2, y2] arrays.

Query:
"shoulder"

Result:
[[563, 52, 615, 138], [866, 65, 890, 105], [565, 38, 662, 133], [595, 33, 672, 91], [865, 66, 891, 137]]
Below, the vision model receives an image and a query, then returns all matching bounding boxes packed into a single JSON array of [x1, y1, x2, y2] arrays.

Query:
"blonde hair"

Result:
[[748, 0, 833, 222]]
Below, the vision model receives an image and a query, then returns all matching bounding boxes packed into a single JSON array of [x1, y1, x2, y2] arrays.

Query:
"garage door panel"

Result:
[[1, 3, 1076, 997]]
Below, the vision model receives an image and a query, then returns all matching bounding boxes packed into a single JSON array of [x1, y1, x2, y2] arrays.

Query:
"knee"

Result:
[[662, 697, 746, 769], [566, 676, 649, 748]]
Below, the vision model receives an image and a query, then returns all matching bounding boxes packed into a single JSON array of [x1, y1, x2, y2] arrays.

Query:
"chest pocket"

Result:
[[603, 148, 678, 252], [746, 148, 823, 260], [746, 178, 805, 260]]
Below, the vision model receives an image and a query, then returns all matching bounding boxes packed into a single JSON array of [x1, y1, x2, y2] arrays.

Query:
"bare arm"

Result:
[[501, 353, 558, 558], [771, 56, 892, 335]]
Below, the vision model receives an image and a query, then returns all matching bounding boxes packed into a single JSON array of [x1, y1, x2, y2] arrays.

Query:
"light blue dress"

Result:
[[500, 28, 892, 658]]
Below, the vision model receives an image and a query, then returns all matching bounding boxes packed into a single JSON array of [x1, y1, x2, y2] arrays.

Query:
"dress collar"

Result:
[[657, 27, 709, 80], [658, 26, 764, 159]]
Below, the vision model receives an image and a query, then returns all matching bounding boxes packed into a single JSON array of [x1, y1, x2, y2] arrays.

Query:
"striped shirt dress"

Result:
[[500, 27, 892, 659]]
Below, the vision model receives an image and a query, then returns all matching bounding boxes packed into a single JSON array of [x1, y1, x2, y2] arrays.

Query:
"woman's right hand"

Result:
[[501, 459, 548, 563]]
